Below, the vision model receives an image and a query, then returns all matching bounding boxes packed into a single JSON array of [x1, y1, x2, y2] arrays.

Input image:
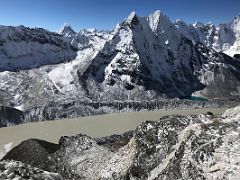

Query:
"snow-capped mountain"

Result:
[[175, 16, 240, 56], [0, 10, 240, 124], [81, 11, 240, 100], [58, 23, 76, 37], [0, 25, 77, 71], [82, 11, 204, 98], [0, 24, 112, 111]]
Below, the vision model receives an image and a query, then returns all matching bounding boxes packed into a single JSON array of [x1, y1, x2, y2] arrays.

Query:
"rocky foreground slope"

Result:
[[1, 106, 240, 179]]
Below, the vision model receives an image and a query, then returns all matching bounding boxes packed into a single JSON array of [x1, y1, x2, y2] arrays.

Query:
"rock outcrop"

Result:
[[2, 106, 240, 179], [0, 160, 62, 180]]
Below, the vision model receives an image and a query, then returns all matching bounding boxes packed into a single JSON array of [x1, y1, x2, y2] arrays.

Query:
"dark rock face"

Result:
[[0, 106, 24, 127], [94, 131, 134, 152], [233, 54, 240, 59], [2, 106, 240, 179], [192, 45, 240, 100], [2, 139, 59, 172]]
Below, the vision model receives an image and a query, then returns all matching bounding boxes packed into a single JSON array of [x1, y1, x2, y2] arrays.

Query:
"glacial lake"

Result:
[[0, 108, 227, 158]]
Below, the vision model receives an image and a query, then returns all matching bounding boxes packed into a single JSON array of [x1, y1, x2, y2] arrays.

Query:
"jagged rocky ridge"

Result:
[[1, 106, 240, 179], [81, 11, 240, 99], [0, 11, 240, 125], [175, 15, 240, 57]]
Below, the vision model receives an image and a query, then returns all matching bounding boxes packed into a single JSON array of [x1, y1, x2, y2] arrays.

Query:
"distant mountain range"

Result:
[[0, 10, 240, 125]]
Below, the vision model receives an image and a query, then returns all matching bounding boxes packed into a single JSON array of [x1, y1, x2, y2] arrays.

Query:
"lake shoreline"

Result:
[[0, 107, 227, 159]]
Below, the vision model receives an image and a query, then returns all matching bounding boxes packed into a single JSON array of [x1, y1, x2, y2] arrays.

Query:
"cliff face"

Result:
[[2, 106, 240, 179], [0, 106, 24, 127]]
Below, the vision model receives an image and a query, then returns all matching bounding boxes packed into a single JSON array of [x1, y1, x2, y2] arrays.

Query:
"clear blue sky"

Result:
[[0, 0, 239, 32]]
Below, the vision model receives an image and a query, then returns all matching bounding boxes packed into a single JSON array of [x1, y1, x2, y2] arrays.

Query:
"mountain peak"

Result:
[[193, 21, 204, 28], [58, 23, 76, 37], [148, 10, 172, 33], [150, 10, 161, 18], [124, 11, 139, 26], [127, 11, 136, 21], [234, 15, 240, 20], [232, 15, 240, 25], [175, 19, 183, 23]]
